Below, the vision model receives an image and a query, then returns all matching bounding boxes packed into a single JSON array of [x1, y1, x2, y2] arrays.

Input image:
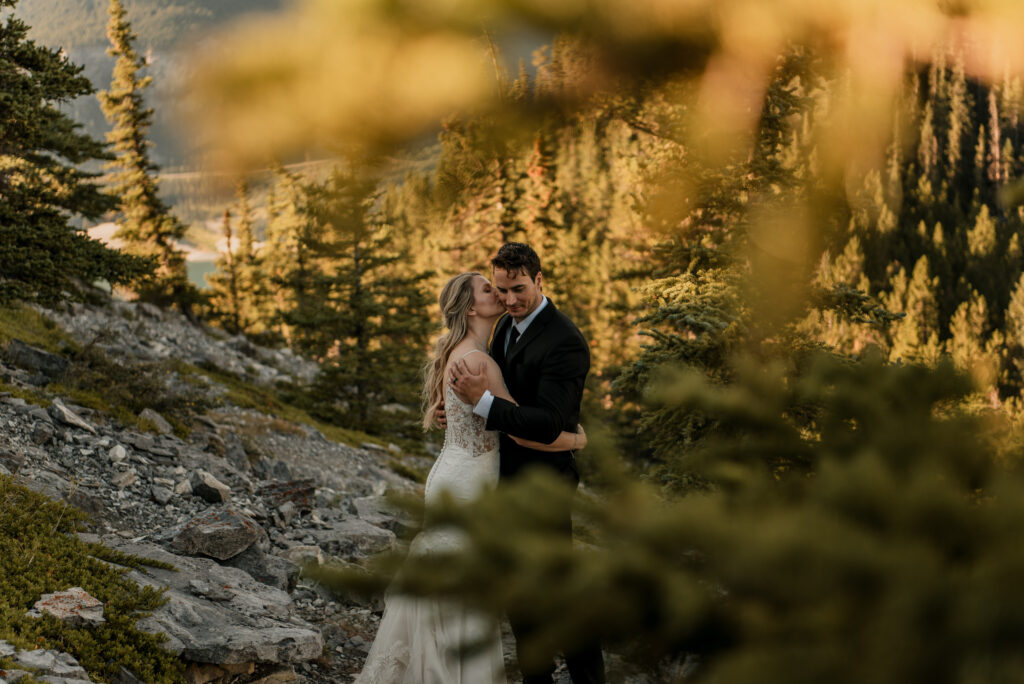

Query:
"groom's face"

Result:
[[493, 267, 543, 322]]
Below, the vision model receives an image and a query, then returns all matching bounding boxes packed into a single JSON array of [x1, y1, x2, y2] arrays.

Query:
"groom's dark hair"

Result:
[[492, 242, 541, 279]]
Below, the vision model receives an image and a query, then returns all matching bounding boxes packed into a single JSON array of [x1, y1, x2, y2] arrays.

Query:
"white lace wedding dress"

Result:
[[354, 372, 507, 684]]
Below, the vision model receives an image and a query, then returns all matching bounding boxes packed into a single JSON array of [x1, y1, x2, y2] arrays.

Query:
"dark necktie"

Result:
[[508, 326, 520, 351]]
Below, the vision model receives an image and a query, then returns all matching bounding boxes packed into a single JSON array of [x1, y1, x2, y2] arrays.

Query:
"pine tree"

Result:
[[98, 0, 193, 310], [206, 209, 243, 333], [888, 256, 942, 365], [947, 290, 998, 387], [300, 168, 433, 431], [232, 180, 262, 332], [257, 168, 309, 343], [0, 0, 149, 304], [205, 180, 263, 335]]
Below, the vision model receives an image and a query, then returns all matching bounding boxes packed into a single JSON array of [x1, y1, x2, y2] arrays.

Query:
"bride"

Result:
[[355, 272, 586, 684]]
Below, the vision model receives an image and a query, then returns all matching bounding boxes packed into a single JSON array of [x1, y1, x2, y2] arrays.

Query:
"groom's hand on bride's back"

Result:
[[436, 402, 446, 429]]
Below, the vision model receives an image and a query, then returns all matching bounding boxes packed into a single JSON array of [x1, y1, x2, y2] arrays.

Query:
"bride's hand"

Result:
[[574, 424, 587, 451], [509, 423, 587, 452]]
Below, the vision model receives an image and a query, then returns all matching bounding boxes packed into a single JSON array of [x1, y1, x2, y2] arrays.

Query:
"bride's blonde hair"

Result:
[[422, 272, 481, 430]]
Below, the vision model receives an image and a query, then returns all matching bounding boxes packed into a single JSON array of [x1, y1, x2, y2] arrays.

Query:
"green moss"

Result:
[[0, 476, 185, 683], [0, 306, 76, 354]]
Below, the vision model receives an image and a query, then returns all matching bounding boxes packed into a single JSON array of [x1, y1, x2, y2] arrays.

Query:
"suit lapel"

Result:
[[505, 300, 557, 364]]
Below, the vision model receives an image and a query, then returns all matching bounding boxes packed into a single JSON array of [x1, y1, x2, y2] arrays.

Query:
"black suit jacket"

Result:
[[487, 299, 590, 481]]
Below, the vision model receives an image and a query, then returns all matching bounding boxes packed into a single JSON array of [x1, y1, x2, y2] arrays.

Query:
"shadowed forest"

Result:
[[8, 0, 1024, 681]]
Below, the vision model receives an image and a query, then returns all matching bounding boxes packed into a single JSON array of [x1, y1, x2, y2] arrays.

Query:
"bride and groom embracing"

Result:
[[355, 242, 606, 684]]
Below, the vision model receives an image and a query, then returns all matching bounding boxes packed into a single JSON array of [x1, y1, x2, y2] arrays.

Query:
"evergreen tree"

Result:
[[887, 256, 942, 365], [232, 180, 262, 331], [0, 0, 149, 304], [300, 168, 433, 431], [98, 0, 193, 310], [257, 168, 309, 343], [206, 208, 242, 333], [205, 181, 263, 335], [947, 290, 998, 387]]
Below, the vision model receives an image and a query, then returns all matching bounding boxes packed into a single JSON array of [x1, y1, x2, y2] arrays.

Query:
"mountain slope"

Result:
[[17, 0, 286, 49]]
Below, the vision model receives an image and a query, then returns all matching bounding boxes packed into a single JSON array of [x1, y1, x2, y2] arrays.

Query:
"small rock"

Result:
[[122, 432, 155, 452], [108, 444, 128, 463], [270, 460, 293, 480], [259, 479, 315, 513], [138, 408, 173, 435], [112, 468, 138, 489], [151, 485, 174, 505], [224, 436, 250, 473], [28, 406, 51, 423], [28, 587, 105, 627], [174, 479, 193, 496], [49, 399, 97, 435], [30, 421, 54, 445], [279, 545, 324, 567], [353, 495, 409, 534], [190, 470, 231, 504], [171, 507, 267, 561], [278, 501, 297, 526]]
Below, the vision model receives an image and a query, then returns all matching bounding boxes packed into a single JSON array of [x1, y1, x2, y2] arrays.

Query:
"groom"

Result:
[[449, 242, 606, 684]]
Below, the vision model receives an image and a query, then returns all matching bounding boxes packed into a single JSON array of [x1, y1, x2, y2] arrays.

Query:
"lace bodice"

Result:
[[421, 376, 500, 507], [441, 375, 499, 456]]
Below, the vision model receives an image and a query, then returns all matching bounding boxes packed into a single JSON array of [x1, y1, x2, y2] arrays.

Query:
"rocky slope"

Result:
[[0, 298, 422, 683]]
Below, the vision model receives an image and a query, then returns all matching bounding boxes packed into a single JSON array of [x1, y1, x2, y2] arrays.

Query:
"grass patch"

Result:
[[386, 458, 428, 484], [0, 475, 184, 683], [0, 380, 49, 408], [0, 305, 75, 354], [181, 361, 378, 448], [55, 347, 212, 437]]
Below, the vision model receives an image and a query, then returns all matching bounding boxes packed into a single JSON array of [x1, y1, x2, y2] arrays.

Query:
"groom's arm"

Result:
[[484, 334, 589, 444]]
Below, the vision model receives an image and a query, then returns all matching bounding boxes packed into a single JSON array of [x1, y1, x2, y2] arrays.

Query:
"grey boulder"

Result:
[[107, 541, 323, 667], [310, 518, 396, 559], [190, 470, 231, 503], [171, 507, 267, 561], [3, 339, 68, 381]]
